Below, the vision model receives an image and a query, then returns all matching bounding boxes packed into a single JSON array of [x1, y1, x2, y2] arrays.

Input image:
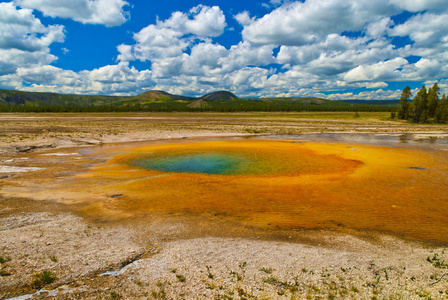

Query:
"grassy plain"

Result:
[[1, 112, 448, 299]]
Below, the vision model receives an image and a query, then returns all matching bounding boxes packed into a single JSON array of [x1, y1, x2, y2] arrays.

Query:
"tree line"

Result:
[[0, 101, 395, 113], [398, 83, 448, 123]]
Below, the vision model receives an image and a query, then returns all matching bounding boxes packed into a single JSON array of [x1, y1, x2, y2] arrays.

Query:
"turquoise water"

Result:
[[133, 153, 245, 175]]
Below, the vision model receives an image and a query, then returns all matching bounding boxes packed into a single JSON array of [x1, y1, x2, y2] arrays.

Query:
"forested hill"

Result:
[[0, 89, 121, 107], [0, 89, 397, 113]]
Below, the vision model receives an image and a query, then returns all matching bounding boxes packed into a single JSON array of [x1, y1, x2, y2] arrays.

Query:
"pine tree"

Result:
[[398, 86, 412, 119], [435, 94, 448, 123], [412, 86, 428, 123], [427, 82, 440, 118]]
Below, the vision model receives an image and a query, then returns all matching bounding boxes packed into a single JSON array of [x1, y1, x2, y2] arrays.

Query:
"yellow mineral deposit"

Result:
[[7, 139, 448, 243]]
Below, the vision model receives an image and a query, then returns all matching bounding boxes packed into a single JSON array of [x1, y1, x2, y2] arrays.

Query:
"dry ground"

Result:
[[1, 112, 447, 154], [1, 112, 448, 299]]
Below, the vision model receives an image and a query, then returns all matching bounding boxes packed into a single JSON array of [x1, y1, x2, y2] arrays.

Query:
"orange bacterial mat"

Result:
[[8, 138, 448, 243]]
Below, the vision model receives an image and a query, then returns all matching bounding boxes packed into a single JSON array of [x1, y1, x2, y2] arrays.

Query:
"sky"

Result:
[[0, 0, 448, 100]]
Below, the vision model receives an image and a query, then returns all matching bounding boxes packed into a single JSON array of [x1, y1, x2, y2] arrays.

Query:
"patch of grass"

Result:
[[0, 256, 11, 264], [152, 281, 167, 299], [0, 270, 11, 277], [31, 270, 56, 288], [110, 291, 122, 299], [262, 275, 279, 284], [206, 265, 214, 279], [230, 270, 243, 281], [259, 267, 274, 274], [50, 256, 58, 262], [205, 282, 216, 290], [176, 274, 186, 282], [427, 253, 448, 269], [134, 280, 144, 286], [415, 290, 433, 299]]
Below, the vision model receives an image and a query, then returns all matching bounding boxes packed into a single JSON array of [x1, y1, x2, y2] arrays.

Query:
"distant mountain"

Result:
[[199, 91, 238, 101], [0, 88, 398, 113], [131, 90, 195, 102], [0, 89, 119, 107]]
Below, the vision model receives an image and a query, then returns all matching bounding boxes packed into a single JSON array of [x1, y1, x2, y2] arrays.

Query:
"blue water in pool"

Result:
[[134, 153, 244, 175]]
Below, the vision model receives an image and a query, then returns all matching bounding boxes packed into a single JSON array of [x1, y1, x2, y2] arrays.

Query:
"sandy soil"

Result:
[[1, 113, 448, 299]]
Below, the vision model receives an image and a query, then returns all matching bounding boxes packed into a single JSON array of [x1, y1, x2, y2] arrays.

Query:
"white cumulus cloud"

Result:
[[0, 2, 64, 78], [162, 5, 226, 37], [118, 5, 226, 63], [241, 0, 397, 46], [389, 0, 448, 12], [14, 0, 130, 26], [343, 57, 408, 82]]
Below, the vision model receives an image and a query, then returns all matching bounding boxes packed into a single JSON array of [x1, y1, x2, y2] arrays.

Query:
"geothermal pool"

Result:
[[4, 135, 447, 243], [60, 136, 447, 244]]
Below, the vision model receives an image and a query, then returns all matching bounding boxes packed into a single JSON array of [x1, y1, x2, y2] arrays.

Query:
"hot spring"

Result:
[[8, 137, 448, 243]]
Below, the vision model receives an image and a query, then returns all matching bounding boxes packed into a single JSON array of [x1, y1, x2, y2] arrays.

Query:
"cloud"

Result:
[[325, 88, 402, 100], [17, 65, 78, 85], [14, 0, 130, 26], [389, 0, 448, 12], [391, 12, 448, 49], [118, 5, 226, 63], [389, 12, 448, 79], [219, 42, 275, 73], [240, 0, 397, 46], [343, 57, 408, 82], [0, 2, 64, 52], [0, 2, 64, 76], [413, 58, 445, 79], [234, 11, 254, 26], [131, 26, 188, 61], [9, 62, 154, 95], [366, 17, 393, 37], [162, 5, 226, 37]]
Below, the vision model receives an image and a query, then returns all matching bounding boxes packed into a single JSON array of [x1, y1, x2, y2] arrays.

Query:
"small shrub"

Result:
[[50, 256, 58, 262], [206, 266, 214, 279], [134, 280, 143, 286], [0, 256, 11, 264], [31, 270, 56, 288], [176, 274, 186, 282], [151, 289, 166, 299], [110, 291, 122, 299], [262, 275, 278, 284], [259, 267, 274, 274], [427, 253, 448, 269]]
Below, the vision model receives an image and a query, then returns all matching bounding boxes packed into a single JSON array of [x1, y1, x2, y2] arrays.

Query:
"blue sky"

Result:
[[1, 0, 448, 100]]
